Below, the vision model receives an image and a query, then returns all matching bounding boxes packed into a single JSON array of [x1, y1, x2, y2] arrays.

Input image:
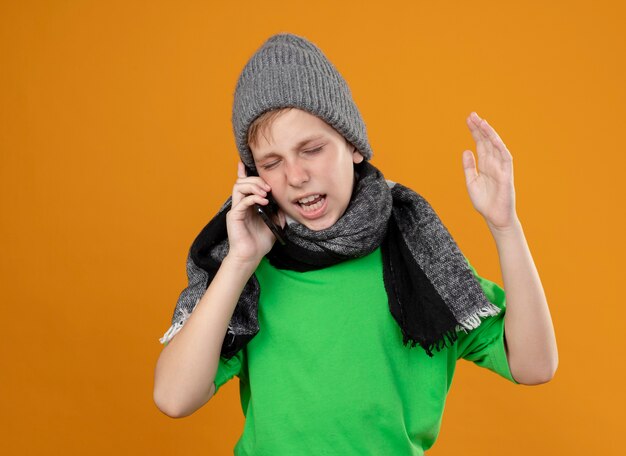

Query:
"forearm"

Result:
[[153, 256, 257, 417], [489, 218, 558, 385]]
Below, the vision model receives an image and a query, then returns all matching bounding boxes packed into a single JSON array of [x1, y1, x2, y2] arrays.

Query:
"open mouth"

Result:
[[296, 194, 326, 212]]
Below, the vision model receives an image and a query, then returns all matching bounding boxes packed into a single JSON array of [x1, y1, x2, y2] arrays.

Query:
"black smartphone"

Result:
[[244, 165, 287, 245]]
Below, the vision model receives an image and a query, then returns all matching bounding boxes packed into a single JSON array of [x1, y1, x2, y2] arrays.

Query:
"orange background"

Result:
[[1, 0, 624, 454]]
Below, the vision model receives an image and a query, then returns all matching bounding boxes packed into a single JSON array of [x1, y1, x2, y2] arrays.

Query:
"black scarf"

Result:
[[160, 161, 501, 358]]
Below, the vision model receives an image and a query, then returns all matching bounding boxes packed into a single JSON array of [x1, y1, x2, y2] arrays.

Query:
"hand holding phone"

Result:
[[243, 164, 287, 246]]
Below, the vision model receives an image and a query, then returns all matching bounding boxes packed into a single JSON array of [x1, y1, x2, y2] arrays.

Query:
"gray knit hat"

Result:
[[231, 32, 373, 170]]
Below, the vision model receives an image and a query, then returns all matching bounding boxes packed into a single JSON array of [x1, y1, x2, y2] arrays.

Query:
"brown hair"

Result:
[[247, 107, 294, 150], [247, 107, 359, 159]]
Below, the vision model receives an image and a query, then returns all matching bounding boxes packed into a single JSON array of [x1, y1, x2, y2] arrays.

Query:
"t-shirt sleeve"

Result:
[[454, 257, 519, 384], [213, 348, 246, 395]]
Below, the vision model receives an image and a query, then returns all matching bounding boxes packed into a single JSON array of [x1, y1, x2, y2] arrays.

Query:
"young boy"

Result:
[[154, 33, 557, 455]]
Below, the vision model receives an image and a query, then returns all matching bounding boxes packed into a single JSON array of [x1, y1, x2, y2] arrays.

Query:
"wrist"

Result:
[[487, 215, 522, 234], [222, 253, 262, 275], [488, 217, 524, 243]]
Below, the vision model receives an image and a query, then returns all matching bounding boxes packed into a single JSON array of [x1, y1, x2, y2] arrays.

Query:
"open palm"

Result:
[[462, 112, 518, 231]]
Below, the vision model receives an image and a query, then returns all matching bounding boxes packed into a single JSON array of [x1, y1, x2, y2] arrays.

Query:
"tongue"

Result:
[[302, 195, 324, 206]]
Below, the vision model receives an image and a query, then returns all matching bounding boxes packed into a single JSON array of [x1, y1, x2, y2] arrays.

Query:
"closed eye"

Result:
[[261, 146, 323, 170], [304, 146, 323, 155], [261, 160, 280, 170]]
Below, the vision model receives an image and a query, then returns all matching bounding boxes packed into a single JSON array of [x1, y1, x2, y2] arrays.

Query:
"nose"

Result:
[[284, 159, 309, 187]]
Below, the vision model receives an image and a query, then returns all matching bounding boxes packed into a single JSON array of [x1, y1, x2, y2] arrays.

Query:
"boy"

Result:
[[154, 33, 557, 455]]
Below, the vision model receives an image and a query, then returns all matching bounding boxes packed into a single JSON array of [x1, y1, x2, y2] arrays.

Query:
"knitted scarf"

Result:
[[159, 161, 501, 359]]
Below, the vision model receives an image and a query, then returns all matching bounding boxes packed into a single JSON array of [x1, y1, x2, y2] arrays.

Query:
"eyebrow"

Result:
[[256, 135, 325, 161]]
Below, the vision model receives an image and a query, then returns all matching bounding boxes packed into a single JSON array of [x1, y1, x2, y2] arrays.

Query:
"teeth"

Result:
[[297, 194, 321, 204], [299, 196, 325, 213]]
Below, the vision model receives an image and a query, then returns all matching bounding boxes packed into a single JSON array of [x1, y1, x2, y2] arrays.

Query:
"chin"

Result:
[[299, 215, 338, 231]]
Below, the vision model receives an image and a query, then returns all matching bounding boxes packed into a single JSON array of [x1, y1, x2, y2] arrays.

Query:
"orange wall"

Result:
[[1, 0, 623, 454]]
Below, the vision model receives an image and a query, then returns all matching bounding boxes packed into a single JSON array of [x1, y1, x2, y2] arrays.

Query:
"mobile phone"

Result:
[[244, 165, 287, 246]]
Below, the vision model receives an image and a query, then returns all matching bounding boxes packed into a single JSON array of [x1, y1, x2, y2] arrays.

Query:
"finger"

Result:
[[468, 112, 486, 138], [232, 176, 271, 207], [471, 113, 502, 148], [236, 176, 271, 190], [230, 194, 269, 219], [466, 112, 489, 153], [478, 117, 503, 145], [468, 112, 498, 160], [232, 182, 265, 207], [479, 119, 512, 162], [233, 181, 269, 201], [232, 162, 247, 207]]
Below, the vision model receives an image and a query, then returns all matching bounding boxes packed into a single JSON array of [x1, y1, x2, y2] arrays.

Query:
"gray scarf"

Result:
[[160, 161, 501, 358]]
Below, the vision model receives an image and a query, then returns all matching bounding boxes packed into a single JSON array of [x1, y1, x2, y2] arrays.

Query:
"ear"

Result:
[[352, 149, 364, 164]]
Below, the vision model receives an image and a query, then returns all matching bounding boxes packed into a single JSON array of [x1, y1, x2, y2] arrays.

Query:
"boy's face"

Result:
[[249, 108, 364, 231]]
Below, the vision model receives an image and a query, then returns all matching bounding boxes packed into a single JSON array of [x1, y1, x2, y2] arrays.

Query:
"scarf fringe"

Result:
[[400, 301, 502, 357], [401, 327, 460, 358], [159, 297, 239, 347], [159, 311, 190, 345], [456, 301, 502, 333], [159, 298, 199, 345]]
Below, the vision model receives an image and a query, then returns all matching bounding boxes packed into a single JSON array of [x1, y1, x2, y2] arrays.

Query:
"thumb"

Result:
[[237, 160, 246, 178], [462, 150, 478, 184]]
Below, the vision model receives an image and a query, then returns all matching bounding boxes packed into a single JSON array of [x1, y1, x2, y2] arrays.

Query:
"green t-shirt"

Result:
[[214, 247, 518, 455]]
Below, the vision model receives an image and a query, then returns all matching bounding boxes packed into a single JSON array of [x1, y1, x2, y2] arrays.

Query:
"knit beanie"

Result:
[[231, 32, 373, 170]]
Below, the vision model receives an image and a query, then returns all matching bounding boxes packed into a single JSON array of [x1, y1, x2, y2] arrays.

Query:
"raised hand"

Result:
[[462, 112, 519, 232]]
